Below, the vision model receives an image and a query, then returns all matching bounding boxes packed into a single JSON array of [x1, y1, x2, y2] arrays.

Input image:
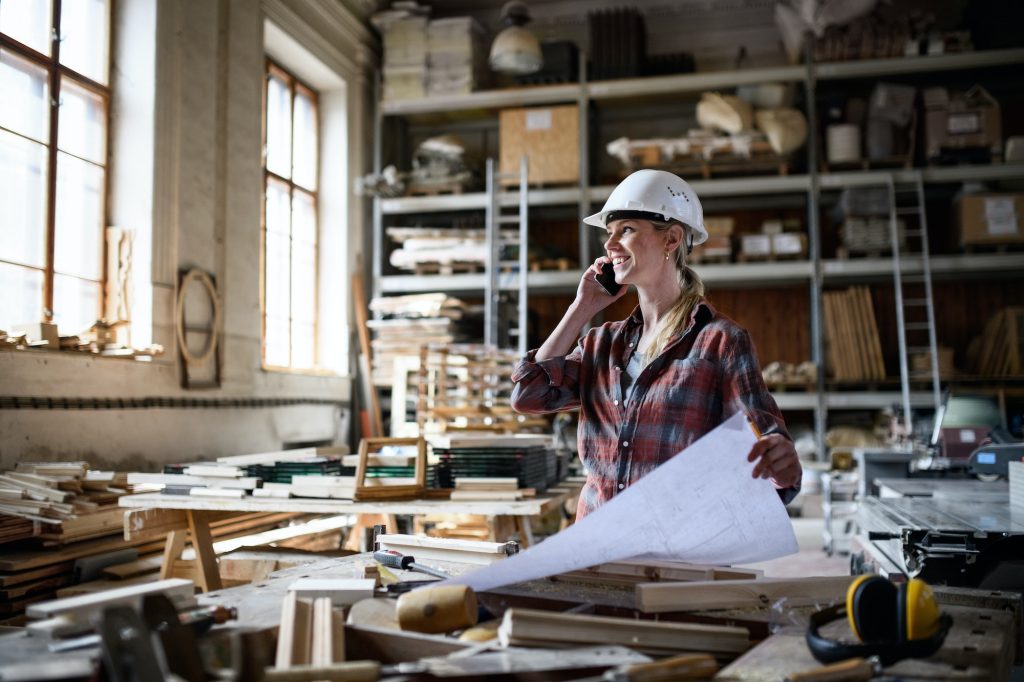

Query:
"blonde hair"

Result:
[[643, 220, 705, 363]]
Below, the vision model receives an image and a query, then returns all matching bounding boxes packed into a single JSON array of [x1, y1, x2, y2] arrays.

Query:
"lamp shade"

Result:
[[489, 25, 542, 74]]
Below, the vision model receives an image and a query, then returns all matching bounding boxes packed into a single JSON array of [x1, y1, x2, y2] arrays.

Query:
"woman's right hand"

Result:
[[577, 256, 629, 312]]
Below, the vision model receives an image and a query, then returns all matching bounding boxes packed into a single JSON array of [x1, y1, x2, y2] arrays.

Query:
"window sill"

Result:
[[261, 364, 343, 379], [0, 345, 162, 363]]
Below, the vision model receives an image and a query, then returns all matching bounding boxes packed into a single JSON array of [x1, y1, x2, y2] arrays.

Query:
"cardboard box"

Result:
[[957, 193, 1024, 246], [924, 86, 1002, 161], [740, 234, 772, 258], [499, 105, 579, 186]]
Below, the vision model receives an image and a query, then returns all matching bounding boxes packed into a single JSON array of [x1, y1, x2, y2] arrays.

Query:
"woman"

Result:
[[511, 169, 801, 519]]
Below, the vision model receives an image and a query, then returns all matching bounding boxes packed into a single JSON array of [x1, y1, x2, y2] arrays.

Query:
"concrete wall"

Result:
[[0, 0, 376, 470]]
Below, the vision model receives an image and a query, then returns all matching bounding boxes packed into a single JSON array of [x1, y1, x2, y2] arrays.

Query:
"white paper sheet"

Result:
[[447, 412, 798, 592]]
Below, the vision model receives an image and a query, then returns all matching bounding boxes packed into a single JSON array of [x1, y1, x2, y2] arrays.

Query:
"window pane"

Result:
[[291, 241, 315, 326], [292, 189, 316, 245], [59, 0, 109, 85], [265, 178, 290, 236], [291, 322, 314, 369], [0, 131, 48, 268], [293, 89, 317, 191], [266, 73, 291, 179], [265, 230, 290, 320], [58, 77, 106, 164], [52, 273, 100, 335], [265, 315, 289, 366], [0, 49, 50, 143], [0, 0, 52, 56], [0, 263, 44, 330], [54, 152, 103, 280]]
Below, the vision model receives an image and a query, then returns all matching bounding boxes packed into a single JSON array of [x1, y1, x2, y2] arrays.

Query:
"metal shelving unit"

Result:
[[372, 46, 1024, 453]]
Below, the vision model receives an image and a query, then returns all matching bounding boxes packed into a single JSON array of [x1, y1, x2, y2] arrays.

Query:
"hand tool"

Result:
[[372, 549, 451, 580], [785, 656, 882, 682]]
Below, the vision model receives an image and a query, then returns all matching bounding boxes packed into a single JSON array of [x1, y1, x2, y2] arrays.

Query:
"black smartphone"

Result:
[[596, 261, 621, 295]]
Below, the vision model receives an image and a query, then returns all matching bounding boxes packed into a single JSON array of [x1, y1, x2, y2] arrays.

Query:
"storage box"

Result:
[[499, 105, 579, 186], [771, 232, 807, 257], [957, 193, 1024, 246], [704, 216, 734, 237], [924, 86, 1002, 162], [740, 234, 772, 258]]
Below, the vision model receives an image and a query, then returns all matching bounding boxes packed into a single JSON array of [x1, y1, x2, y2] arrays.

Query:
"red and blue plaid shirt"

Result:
[[511, 299, 797, 519]]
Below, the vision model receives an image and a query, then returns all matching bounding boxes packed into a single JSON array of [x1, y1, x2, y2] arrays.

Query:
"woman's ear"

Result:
[[665, 222, 685, 254]]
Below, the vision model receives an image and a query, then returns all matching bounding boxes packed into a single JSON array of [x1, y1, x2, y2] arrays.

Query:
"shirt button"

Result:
[[617, 483, 625, 490], [628, 342, 634, 347], [613, 399, 619, 405], [615, 366, 622, 371], [622, 441, 629, 447]]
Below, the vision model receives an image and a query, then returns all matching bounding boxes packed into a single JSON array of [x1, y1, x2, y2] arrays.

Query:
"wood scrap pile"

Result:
[[0, 462, 141, 546], [0, 511, 308, 622], [387, 226, 517, 274], [1, 321, 163, 358], [823, 286, 886, 381], [968, 307, 1023, 376]]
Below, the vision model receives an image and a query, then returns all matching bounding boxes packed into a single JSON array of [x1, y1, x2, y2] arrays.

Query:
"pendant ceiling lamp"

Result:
[[489, 1, 542, 75]]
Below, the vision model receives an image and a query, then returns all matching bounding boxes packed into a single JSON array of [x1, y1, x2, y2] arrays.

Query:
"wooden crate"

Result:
[[499, 105, 579, 186]]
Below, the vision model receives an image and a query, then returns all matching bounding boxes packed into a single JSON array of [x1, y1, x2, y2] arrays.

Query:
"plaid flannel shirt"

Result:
[[511, 299, 799, 519]]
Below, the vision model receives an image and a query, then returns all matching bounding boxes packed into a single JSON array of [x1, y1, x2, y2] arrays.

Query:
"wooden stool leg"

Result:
[[160, 529, 188, 580], [187, 510, 222, 592], [488, 515, 516, 543]]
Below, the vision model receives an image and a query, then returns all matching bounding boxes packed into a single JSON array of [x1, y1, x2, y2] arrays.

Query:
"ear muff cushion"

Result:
[[904, 579, 941, 641], [849, 575, 898, 643]]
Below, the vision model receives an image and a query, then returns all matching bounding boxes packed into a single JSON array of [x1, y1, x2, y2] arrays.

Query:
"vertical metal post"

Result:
[[371, 73, 384, 303], [804, 35, 827, 462], [518, 156, 529, 355], [484, 158, 499, 348], [578, 52, 591, 268]]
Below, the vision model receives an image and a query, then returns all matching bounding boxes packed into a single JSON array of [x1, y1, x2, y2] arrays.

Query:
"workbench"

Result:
[[118, 491, 571, 592], [1, 548, 1019, 680]]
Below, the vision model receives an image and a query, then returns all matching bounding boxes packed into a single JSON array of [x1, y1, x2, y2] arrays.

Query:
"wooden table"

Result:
[[119, 491, 570, 592]]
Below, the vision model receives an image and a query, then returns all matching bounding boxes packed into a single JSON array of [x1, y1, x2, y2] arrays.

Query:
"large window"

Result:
[[262, 60, 320, 371], [0, 0, 110, 336]]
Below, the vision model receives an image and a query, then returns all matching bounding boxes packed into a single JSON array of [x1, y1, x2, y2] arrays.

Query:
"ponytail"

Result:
[[643, 221, 705, 364]]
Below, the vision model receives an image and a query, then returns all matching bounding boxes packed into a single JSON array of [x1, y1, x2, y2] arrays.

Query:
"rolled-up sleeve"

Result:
[[721, 328, 801, 505], [510, 345, 583, 414]]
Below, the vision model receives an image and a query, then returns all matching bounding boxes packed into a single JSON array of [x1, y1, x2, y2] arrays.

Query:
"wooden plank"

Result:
[[636, 576, 855, 613], [26, 578, 195, 621], [377, 534, 512, 566], [288, 579, 376, 606], [0, 563, 71, 588], [275, 591, 313, 668], [103, 554, 163, 580], [497, 608, 749, 657], [310, 597, 346, 666]]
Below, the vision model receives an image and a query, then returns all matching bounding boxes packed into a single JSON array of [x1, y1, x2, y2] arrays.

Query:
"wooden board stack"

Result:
[[823, 286, 886, 381], [970, 307, 1023, 376], [0, 462, 139, 546], [450, 477, 529, 501]]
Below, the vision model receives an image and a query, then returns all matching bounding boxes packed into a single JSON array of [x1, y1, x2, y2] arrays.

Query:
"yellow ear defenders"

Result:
[[806, 576, 953, 667]]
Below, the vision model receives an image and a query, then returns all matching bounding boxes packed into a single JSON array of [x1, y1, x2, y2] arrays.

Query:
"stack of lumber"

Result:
[[429, 433, 559, 493], [0, 462, 140, 546], [969, 307, 1023, 376], [823, 286, 885, 381], [367, 293, 476, 389], [0, 511, 303, 621]]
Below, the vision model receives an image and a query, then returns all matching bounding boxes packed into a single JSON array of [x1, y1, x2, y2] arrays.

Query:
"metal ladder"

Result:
[[484, 156, 529, 355], [886, 171, 941, 435]]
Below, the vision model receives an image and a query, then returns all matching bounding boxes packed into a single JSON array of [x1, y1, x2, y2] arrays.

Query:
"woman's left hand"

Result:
[[747, 434, 801, 489]]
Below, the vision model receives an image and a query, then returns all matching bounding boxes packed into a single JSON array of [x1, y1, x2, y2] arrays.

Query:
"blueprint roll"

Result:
[[827, 124, 861, 164]]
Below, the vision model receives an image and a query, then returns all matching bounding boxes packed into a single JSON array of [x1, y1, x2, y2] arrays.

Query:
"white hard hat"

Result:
[[584, 169, 707, 245]]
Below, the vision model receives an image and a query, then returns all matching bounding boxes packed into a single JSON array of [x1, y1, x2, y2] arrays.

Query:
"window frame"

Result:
[[0, 0, 112, 328], [260, 57, 323, 373]]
